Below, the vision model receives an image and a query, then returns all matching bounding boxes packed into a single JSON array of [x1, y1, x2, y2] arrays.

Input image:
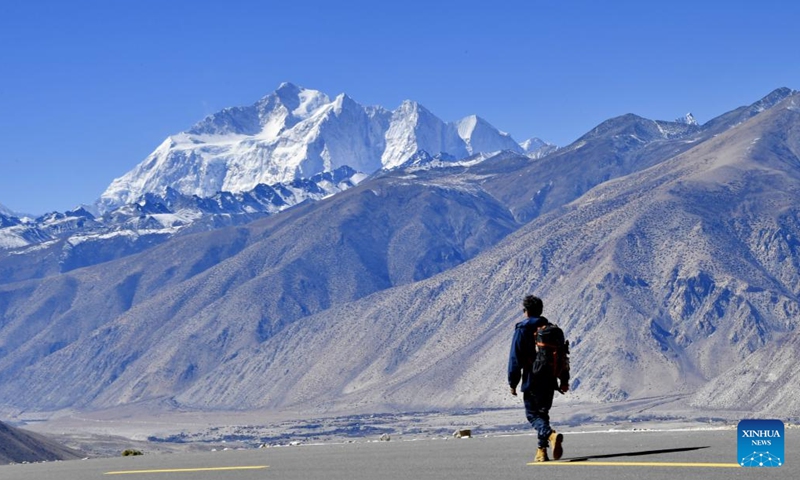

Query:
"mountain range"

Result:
[[97, 82, 551, 213], [0, 166, 363, 281], [0, 85, 799, 421], [1, 84, 552, 278]]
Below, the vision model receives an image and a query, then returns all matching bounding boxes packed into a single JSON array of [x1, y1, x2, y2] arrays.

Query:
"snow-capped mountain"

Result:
[[520, 137, 557, 158], [98, 83, 531, 212], [0, 211, 53, 249], [454, 115, 522, 155], [380, 100, 467, 169], [675, 112, 698, 125]]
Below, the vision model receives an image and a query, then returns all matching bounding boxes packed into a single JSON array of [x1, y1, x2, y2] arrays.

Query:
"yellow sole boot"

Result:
[[549, 431, 563, 460], [535, 447, 549, 462]]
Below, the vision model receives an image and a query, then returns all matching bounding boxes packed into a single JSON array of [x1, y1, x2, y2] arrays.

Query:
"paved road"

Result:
[[1, 429, 796, 479]]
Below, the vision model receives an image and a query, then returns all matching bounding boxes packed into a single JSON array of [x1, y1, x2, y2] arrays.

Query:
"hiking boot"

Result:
[[549, 431, 563, 460], [535, 447, 549, 462]]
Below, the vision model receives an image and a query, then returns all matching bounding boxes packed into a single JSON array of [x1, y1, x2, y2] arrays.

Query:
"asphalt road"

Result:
[[1, 428, 796, 480]]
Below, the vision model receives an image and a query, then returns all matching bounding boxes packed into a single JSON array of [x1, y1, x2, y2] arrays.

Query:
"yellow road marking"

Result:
[[105, 465, 269, 475], [528, 461, 741, 468]]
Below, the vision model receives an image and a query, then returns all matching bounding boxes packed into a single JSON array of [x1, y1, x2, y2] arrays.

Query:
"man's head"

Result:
[[523, 295, 543, 318]]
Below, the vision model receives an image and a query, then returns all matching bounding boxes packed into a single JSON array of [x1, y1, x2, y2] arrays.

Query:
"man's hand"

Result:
[[558, 381, 569, 393], [510, 387, 517, 396]]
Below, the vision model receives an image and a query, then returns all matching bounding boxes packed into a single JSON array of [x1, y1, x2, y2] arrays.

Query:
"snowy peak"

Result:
[[187, 83, 331, 137], [391, 99, 436, 126], [675, 112, 698, 126], [269, 82, 330, 120], [520, 137, 557, 158], [380, 100, 467, 169], [454, 115, 522, 155], [332, 92, 352, 112], [274, 81, 304, 102]]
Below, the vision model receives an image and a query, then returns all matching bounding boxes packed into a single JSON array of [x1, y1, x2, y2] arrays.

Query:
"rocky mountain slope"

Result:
[[0, 421, 82, 464], [172, 89, 800, 414]]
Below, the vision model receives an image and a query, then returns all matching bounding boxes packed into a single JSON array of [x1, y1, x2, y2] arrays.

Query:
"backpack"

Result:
[[531, 323, 570, 379]]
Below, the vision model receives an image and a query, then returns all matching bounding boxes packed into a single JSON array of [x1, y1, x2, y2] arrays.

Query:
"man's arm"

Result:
[[558, 344, 570, 393], [508, 325, 523, 396]]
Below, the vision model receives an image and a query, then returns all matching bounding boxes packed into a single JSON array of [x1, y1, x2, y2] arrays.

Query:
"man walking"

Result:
[[508, 295, 570, 462]]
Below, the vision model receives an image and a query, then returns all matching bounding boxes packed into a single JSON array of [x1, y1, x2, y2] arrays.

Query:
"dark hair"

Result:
[[523, 295, 543, 317]]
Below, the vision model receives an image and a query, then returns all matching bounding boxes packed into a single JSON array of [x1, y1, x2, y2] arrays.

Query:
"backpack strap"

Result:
[[534, 323, 556, 348]]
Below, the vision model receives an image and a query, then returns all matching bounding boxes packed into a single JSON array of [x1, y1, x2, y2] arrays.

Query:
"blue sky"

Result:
[[1, 0, 799, 214]]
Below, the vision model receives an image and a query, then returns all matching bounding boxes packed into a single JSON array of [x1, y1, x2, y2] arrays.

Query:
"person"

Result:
[[508, 294, 570, 462]]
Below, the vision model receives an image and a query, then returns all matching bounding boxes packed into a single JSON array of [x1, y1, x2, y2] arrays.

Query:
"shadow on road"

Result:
[[563, 446, 710, 462]]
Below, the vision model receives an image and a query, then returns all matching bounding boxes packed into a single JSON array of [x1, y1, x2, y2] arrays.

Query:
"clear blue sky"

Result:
[[1, 0, 799, 214]]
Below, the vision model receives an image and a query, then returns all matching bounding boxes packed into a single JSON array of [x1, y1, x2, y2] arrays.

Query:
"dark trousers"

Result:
[[524, 387, 555, 448]]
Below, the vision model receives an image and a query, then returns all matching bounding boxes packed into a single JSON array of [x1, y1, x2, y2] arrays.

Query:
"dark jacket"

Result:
[[508, 315, 555, 393]]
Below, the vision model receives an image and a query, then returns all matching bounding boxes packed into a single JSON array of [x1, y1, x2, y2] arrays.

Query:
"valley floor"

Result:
[[4, 395, 790, 458]]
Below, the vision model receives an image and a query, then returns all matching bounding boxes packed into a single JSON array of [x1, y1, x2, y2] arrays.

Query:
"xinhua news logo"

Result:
[[738, 419, 784, 467]]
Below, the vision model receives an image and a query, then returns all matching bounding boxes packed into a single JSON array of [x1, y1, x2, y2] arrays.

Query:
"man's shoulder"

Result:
[[515, 318, 539, 329], [516, 317, 554, 335]]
